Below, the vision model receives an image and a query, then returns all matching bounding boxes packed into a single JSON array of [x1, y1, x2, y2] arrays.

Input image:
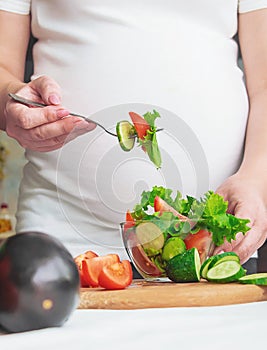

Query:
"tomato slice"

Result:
[[74, 251, 98, 267], [184, 229, 213, 263], [82, 254, 120, 287], [98, 260, 133, 290], [128, 232, 162, 277], [154, 196, 190, 222], [124, 210, 135, 232], [129, 111, 150, 140], [74, 251, 98, 287]]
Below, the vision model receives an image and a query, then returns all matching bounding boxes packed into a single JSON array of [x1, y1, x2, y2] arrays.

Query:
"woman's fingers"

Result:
[[5, 76, 97, 151], [231, 226, 266, 264], [32, 127, 93, 152], [213, 231, 245, 255], [213, 201, 267, 264], [7, 117, 95, 151], [7, 104, 70, 129], [28, 75, 62, 105]]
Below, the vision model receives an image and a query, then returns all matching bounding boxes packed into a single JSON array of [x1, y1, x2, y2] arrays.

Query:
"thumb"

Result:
[[30, 75, 62, 105]]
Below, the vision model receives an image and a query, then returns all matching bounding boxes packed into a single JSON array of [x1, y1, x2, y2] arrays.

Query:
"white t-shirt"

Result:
[[1, 0, 266, 258]]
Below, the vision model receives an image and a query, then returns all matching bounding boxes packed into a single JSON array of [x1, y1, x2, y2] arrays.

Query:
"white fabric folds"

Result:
[[0, 0, 30, 15]]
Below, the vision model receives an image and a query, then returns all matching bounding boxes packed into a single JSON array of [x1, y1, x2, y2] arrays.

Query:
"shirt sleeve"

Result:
[[239, 0, 267, 13], [0, 0, 31, 15]]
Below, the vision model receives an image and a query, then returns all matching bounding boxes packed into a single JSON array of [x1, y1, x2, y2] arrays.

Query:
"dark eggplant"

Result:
[[0, 231, 80, 333]]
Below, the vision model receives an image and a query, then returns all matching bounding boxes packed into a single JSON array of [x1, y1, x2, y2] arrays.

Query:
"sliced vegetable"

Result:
[[132, 186, 250, 247], [127, 232, 162, 277], [206, 261, 246, 283], [116, 111, 162, 168], [98, 260, 133, 290], [200, 255, 217, 279], [166, 248, 201, 283], [154, 196, 191, 222], [123, 210, 135, 232], [74, 251, 98, 287], [135, 222, 164, 251], [162, 237, 186, 261], [131, 244, 162, 277], [208, 252, 240, 270], [238, 273, 267, 285], [125, 186, 251, 280], [116, 120, 136, 151], [129, 111, 150, 140], [130, 111, 162, 168], [184, 229, 213, 264], [82, 254, 120, 287], [200, 252, 240, 279]]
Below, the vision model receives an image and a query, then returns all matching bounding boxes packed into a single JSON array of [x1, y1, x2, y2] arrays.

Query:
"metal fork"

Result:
[[9, 93, 163, 138], [8, 93, 118, 137]]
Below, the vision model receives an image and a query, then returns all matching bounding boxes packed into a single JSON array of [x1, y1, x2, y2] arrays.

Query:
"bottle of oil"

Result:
[[0, 202, 12, 233]]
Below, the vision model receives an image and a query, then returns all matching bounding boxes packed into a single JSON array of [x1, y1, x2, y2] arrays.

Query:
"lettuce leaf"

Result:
[[131, 186, 250, 246], [138, 110, 162, 168]]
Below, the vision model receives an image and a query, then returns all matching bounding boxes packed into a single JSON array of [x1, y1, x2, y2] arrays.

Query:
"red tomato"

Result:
[[184, 229, 213, 263], [154, 196, 190, 222], [98, 260, 133, 290], [82, 254, 120, 287], [74, 251, 98, 287], [129, 111, 150, 140], [124, 210, 135, 232]]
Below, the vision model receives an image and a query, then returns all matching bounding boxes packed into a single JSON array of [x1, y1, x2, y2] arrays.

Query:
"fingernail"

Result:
[[49, 94, 61, 105], [56, 109, 69, 118]]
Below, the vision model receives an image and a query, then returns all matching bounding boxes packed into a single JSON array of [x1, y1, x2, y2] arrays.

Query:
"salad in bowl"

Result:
[[121, 186, 250, 281]]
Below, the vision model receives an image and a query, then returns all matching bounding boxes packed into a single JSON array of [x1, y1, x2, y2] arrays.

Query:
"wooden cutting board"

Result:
[[78, 279, 267, 309]]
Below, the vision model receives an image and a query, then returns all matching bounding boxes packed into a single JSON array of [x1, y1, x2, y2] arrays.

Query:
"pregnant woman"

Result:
[[0, 1, 266, 263]]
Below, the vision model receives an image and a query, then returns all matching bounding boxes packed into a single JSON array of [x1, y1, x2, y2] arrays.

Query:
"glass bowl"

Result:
[[120, 220, 214, 282]]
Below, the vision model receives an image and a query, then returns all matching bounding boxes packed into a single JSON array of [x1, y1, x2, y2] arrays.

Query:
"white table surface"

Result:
[[1, 302, 266, 350]]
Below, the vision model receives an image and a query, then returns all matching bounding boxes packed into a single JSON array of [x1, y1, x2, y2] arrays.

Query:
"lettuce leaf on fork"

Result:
[[138, 110, 162, 169]]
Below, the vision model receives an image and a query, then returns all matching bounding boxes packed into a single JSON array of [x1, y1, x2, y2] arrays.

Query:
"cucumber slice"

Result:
[[238, 273, 267, 285], [200, 252, 240, 279], [200, 255, 217, 279], [116, 120, 136, 151], [206, 261, 246, 283], [162, 237, 186, 261], [208, 252, 240, 270], [135, 222, 164, 251], [166, 248, 201, 283]]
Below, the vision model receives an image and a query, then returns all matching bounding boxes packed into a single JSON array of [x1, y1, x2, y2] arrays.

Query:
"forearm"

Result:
[[239, 90, 267, 178], [238, 9, 267, 198], [0, 11, 30, 130], [0, 67, 26, 130]]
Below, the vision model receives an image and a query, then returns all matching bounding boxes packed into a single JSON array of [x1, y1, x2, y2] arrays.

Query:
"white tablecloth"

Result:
[[1, 302, 266, 350]]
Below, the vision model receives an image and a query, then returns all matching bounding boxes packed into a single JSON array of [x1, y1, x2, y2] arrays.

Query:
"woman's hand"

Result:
[[4, 75, 96, 152], [213, 173, 267, 264]]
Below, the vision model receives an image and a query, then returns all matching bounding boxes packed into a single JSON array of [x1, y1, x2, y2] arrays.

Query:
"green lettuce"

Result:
[[131, 186, 250, 246], [138, 110, 162, 168]]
